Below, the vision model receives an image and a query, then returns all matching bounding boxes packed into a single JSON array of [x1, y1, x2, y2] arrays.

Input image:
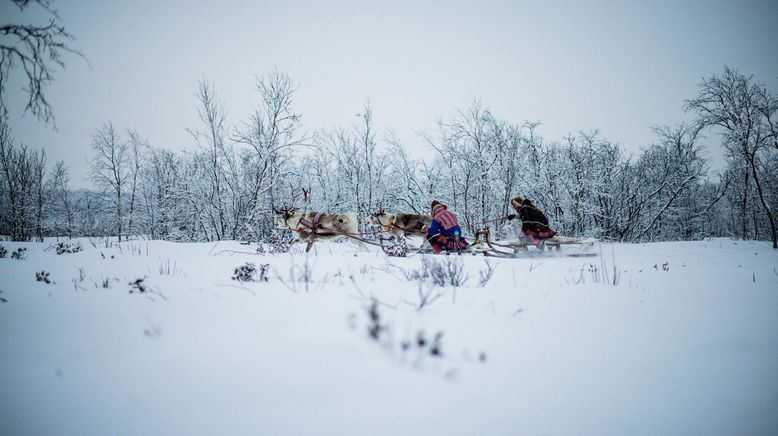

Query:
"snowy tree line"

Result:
[[1, 67, 776, 246]]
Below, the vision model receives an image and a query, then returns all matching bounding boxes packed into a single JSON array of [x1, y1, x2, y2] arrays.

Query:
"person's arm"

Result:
[[426, 219, 440, 235]]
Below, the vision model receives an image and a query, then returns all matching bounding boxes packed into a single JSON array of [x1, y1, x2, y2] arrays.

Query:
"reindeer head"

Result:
[[273, 184, 309, 229], [273, 204, 298, 229]]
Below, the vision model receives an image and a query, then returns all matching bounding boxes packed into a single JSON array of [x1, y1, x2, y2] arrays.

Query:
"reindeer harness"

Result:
[[297, 212, 325, 233]]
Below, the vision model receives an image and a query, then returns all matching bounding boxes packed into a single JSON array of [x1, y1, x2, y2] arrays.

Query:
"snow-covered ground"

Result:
[[1, 237, 777, 436]]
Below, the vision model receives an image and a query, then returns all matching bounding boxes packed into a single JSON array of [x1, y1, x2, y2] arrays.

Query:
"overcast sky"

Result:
[[2, 0, 777, 187]]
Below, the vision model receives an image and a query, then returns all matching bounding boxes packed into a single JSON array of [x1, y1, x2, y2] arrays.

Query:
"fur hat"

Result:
[[431, 200, 447, 216], [511, 196, 524, 209]]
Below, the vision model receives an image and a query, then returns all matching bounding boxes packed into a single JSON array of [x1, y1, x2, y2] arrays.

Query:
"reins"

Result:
[[285, 211, 517, 246], [380, 222, 425, 235], [474, 215, 511, 226]]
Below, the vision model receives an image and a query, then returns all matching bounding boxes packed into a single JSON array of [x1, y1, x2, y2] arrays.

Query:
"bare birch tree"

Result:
[[233, 70, 304, 240], [126, 130, 146, 237], [686, 67, 778, 248], [89, 121, 127, 241], [50, 159, 73, 238]]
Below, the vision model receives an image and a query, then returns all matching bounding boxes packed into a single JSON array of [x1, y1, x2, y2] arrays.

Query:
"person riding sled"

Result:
[[423, 200, 469, 254], [508, 196, 557, 246]]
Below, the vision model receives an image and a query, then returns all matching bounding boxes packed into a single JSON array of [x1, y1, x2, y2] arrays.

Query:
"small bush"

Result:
[[11, 247, 26, 260], [429, 332, 444, 357], [399, 256, 432, 281], [412, 330, 444, 357], [129, 277, 148, 293], [232, 262, 270, 282], [55, 242, 83, 255], [158, 259, 180, 275], [443, 259, 468, 287], [36, 270, 52, 284], [364, 303, 444, 358], [424, 257, 468, 287], [477, 260, 496, 287], [256, 241, 291, 255], [0, 245, 6, 258], [429, 260, 446, 287], [367, 301, 385, 341], [268, 241, 290, 255], [398, 257, 468, 287], [258, 230, 291, 254], [381, 238, 409, 257]]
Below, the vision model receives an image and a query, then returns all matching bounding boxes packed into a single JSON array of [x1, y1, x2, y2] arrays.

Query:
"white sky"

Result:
[[2, 0, 777, 187]]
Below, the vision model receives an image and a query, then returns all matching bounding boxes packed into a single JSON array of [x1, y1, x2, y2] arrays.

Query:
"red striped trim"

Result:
[[434, 210, 458, 230]]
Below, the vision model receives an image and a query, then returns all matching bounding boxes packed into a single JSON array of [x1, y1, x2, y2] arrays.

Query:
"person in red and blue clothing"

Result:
[[423, 200, 468, 254]]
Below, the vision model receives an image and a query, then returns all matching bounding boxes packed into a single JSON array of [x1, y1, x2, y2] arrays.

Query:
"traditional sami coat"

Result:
[[427, 209, 468, 252]]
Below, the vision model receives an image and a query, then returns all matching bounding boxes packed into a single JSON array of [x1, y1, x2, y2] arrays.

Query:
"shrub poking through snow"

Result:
[[429, 332, 443, 357], [425, 257, 468, 287], [381, 238, 409, 257], [36, 271, 52, 284], [257, 231, 291, 255], [11, 247, 26, 260], [357, 302, 485, 376], [407, 330, 444, 358], [233, 263, 256, 282], [0, 245, 7, 258], [365, 303, 443, 356], [429, 260, 446, 286], [232, 262, 269, 282], [444, 259, 468, 287], [158, 259, 180, 275], [394, 257, 469, 288], [55, 242, 83, 255], [367, 301, 386, 341], [129, 277, 148, 293], [257, 264, 270, 281], [268, 241, 290, 255], [477, 260, 496, 287]]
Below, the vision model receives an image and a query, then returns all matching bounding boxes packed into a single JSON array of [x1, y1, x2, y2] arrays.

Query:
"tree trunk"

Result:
[[741, 169, 750, 240], [749, 153, 778, 248], [117, 190, 123, 242]]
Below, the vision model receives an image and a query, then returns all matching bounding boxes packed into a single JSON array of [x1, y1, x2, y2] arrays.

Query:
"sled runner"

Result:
[[467, 228, 598, 258]]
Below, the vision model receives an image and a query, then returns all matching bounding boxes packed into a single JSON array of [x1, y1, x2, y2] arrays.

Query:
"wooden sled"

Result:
[[471, 228, 598, 258]]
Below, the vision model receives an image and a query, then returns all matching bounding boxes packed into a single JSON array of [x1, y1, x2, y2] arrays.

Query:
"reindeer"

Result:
[[369, 209, 431, 239], [274, 186, 364, 252]]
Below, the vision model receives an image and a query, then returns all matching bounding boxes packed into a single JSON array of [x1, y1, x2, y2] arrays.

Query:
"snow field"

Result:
[[1, 238, 777, 435]]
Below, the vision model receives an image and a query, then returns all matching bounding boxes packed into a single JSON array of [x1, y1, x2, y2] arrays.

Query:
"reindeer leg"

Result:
[[305, 236, 315, 253]]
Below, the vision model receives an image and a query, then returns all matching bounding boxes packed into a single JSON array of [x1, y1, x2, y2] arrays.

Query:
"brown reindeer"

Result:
[[369, 209, 431, 238]]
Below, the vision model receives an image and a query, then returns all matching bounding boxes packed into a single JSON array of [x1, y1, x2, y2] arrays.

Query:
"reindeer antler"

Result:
[[289, 184, 312, 210], [302, 187, 310, 205], [289, 183, 301, 209]]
